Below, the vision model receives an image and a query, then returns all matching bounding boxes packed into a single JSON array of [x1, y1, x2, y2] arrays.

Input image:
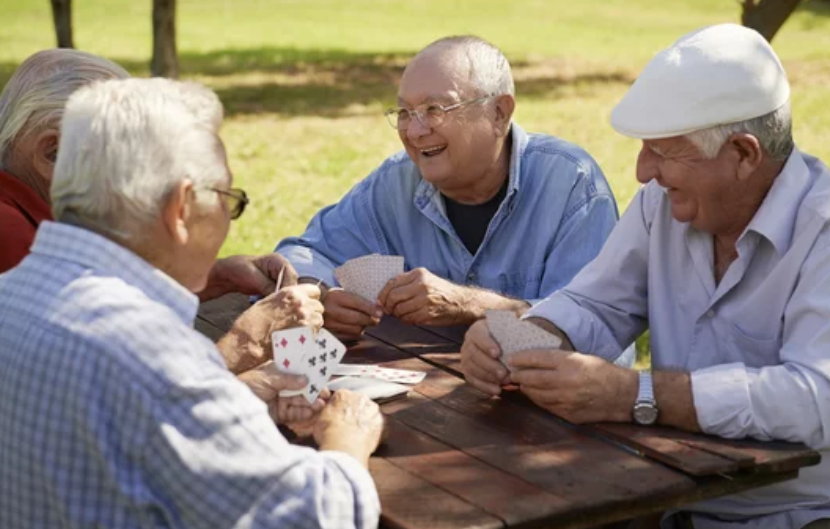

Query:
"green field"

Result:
[[4, 0, 830, 359]]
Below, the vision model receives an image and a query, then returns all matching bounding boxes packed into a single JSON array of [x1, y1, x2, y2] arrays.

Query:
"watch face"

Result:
[[633, 403, 659, 425]]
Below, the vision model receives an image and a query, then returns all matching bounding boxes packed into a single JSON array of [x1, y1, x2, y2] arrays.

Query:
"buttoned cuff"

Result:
[[691, 363, 751, 438], [320, 450, 381, 522]]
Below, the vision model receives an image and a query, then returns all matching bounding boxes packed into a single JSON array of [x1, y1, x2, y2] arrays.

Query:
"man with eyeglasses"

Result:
[[0, 78, 383, 528], [277, 35, 623, 343]]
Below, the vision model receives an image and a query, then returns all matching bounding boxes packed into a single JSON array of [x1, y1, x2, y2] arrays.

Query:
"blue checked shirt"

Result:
[[276, 123, 619, 305], [0, 221, 380, 529]]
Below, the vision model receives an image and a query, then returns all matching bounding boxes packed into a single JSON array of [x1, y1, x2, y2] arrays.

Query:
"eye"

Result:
[[425, 104, 444, 118], [396, 108, 412, 120]]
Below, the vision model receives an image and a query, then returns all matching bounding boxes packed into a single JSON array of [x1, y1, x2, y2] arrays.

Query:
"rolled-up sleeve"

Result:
[[692, 235, 830, 449], [527, 187, 652, 363], [276, 175, 389, 287]]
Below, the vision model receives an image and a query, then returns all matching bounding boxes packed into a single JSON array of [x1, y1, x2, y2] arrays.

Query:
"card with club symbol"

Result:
[[272, 327, 346, 403]]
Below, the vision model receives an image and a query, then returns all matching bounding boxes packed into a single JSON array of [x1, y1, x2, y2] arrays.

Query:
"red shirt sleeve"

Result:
[[0, 203, 38, 273]]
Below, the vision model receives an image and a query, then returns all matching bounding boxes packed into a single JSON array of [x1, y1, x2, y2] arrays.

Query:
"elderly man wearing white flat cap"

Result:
[[461, 23, 830, 528]]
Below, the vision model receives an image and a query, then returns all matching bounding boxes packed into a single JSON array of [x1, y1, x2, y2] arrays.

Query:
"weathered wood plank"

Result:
[[370, 457, 503, 529], [593, 423, 821, 476], [379, 418, 573, 526]]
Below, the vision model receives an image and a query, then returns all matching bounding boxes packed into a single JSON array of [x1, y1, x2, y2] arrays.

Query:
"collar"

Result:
[[29, 221, 199, 325], [0, 168, 53, 227], [742, 148, 811, 255], [414, 122, 528, 207]]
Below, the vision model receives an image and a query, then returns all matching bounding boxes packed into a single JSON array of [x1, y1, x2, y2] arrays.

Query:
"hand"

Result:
[[378, 268, 469, 325], [509, 350, 637, 424], [255, 284, 325, 332], [218, 284, 324, 373], [200, 253, 298, 301], [313, 390, 385, 467], [237, 361, 329, 426], [323, 288, 382, 341], [460, 320, 510, 396]]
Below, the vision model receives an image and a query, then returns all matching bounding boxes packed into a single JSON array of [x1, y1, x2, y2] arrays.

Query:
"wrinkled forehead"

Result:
[[398, 49, 475, 106]]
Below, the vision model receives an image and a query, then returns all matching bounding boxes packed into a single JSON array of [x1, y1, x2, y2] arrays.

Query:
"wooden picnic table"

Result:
[[197, 293, 821, 529]]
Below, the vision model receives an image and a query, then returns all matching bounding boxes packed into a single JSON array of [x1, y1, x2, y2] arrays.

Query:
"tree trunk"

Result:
[[50, 0, 74, 48], [741, 0, 804, 42], [151, 0, 179, 78]]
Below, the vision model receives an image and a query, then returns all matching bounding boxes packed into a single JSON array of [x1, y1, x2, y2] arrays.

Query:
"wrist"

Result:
[[318, 430, 374, 467], [614, 368, 640, 422]]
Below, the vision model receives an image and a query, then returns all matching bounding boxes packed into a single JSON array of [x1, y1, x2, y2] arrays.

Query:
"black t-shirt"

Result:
[[442, 180, 508, 255]]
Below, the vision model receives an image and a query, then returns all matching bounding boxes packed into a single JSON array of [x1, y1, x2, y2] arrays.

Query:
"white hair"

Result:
[[0, 49, 129, 168], [685, 101, 794, 162], [421, 35, 515, 97], [52, 78, 227, 240]]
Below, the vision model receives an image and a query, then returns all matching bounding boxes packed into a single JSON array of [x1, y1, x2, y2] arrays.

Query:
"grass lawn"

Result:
[[4, 0, 830, 361]]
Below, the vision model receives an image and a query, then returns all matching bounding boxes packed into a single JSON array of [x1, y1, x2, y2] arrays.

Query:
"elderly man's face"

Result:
[[396, 53, 503, 191], [636, 136, 752, 235]]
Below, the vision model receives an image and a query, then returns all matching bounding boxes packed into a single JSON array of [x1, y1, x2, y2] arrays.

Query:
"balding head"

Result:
[[405, 36, 514, 99]]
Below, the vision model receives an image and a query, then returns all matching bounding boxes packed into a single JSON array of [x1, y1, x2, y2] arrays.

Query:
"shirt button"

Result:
[[706, 309, 715, 318], [467, 272, 477, 282]]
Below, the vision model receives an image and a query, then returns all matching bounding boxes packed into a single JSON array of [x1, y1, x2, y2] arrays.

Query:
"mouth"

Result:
[[419, 145, 447, 158]]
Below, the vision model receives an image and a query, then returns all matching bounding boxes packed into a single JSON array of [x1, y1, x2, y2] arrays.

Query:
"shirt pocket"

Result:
[[724, 320, 781, 368], [498, 264, 546, 299]]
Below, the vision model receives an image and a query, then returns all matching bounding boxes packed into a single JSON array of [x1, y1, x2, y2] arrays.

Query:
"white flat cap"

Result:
[[610, 23, 790, 139]]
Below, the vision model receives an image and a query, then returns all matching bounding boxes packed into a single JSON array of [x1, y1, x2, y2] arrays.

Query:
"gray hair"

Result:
[[420, 35, 515, 97], [0, 49, 129, 169], [52, 78, 227, 240], [685, 101, 794, 162]]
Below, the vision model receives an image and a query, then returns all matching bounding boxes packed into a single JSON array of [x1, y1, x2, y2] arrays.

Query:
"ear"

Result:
[[728, 133, 764, 182], [31, 129, 60, 183], [161, 179, 195, 246], [493, 94, 516, 137]]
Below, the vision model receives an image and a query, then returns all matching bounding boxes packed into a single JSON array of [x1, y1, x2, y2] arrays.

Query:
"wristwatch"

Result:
[[632, 370, 659, 426]]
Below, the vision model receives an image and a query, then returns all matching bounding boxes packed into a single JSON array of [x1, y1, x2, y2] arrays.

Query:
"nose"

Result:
[[405, 113, 432, 141], [636, 145, 659, 185]]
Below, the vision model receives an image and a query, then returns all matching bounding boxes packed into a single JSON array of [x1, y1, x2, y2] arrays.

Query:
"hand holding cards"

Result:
[[335, 254, 404, 302], [272, 327, 346, 403], [485, 310, 562, 373]]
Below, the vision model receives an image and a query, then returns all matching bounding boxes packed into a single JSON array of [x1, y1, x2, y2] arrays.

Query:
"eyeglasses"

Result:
[[383, 96, 494, 130], [210, 187, 249, 220]]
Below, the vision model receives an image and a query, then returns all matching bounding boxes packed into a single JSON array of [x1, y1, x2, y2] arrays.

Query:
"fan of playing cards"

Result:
[[486, 310, 563, 373], [272, 326, 426, 403], [334, 254, 404, 302]]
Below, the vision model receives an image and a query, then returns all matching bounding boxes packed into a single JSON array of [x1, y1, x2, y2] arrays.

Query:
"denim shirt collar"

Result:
[[413, 122, 528, 214], [30, 221, 199, 325]]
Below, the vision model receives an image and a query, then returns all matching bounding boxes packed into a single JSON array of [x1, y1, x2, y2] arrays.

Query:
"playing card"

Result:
[[328, 376, 410, 402], [272, 327, 313, 375], [333, 364, 426, 385], [485, 310, 562, 372], [301, 329, 347, 403], [335, 254, 404, 302]]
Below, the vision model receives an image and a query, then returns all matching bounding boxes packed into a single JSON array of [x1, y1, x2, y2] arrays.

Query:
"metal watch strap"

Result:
[[637, 370, 655, 405]]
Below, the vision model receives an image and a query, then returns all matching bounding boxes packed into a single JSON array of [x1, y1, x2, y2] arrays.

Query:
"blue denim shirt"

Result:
[[277, 123, 619, 304]]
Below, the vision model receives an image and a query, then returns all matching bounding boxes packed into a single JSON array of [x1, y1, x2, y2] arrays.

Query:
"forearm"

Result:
[[198, 258, 236, 302], [457, 287, 530, 324], [653, 371, 702, 432]]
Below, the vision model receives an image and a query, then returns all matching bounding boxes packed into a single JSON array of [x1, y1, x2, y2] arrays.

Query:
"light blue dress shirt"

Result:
[[529, 149, 830, 528], [0, 222, 380, 529], [276, 123, 619, 305]]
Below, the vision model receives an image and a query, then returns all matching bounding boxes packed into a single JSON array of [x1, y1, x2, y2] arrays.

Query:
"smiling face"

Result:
[[636, 135, 762, 236], [396, 49, 507, 195]]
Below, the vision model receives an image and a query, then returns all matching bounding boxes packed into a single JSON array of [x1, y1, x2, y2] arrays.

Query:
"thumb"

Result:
[[239, 363, 308, 401]]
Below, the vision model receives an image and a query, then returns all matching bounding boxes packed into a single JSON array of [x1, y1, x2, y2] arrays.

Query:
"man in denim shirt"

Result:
[[277, 36, 619, 340]]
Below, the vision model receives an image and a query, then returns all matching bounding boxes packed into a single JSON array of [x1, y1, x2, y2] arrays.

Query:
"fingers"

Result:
[[507, 349, 570, 371], [377, 270, 417, 307], [283, 283, 322, 300], [323, 290, 381, 338], [381, 276, 423, 315], [460, 321, 508, 396], [238, 363, 308, 402]]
